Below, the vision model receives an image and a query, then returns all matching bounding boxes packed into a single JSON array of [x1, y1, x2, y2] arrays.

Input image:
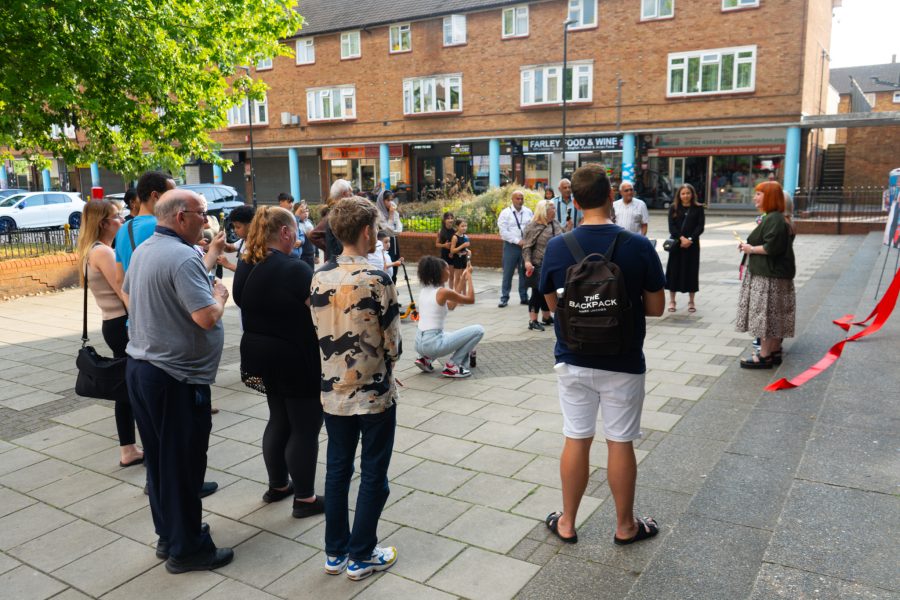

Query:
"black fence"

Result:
[[401, 214, 498, 235], [0, 226, 79, 261], [793, 187, 888, 231]]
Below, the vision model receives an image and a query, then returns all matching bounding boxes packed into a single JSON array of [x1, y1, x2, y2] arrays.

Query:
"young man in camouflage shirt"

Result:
[[310, 196, 402, 581]]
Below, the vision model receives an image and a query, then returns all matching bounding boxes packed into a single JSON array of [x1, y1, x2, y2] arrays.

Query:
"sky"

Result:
[[830, 0, 900, 68]]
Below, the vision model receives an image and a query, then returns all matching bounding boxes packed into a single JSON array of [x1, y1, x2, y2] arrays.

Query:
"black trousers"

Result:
[[527, 264, 549, 314], [261, 389, 323, 498], [127, 358, 214, 559], [101, 315, 136, 446]]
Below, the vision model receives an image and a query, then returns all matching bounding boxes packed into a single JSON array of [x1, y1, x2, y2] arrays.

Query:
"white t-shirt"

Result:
[[367, 240, 386, 272], [613, 198, 650, 235]]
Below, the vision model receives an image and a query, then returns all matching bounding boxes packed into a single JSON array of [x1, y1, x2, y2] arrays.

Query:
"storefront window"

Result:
[[711, 155, 752, 205], [525, 155, 550, 189], [752, 155, 782, 187], [330, 160, 353, 186]]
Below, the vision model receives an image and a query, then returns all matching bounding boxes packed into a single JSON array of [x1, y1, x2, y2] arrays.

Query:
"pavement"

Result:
[[0, 215, 897, 600]]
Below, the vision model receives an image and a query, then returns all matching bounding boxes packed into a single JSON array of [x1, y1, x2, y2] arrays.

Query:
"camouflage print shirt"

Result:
[[310, 255, 402, 415]]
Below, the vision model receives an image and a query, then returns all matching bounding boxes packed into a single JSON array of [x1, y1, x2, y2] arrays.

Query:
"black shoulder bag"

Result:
[[75, 260, 128, 401]]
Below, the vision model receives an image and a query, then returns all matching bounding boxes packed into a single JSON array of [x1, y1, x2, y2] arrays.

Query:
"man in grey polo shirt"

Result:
[[124, 189, 232, 574]]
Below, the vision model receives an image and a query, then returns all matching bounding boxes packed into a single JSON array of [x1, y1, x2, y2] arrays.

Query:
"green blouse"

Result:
[[747, 211, 795, 279]]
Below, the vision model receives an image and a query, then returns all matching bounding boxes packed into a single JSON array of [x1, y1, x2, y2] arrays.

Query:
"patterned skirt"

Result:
[[735, 271, 796, 339]]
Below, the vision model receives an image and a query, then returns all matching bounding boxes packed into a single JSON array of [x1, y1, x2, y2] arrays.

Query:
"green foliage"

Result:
[[399, 185, 543, 234], [0, 0, 303, 177]]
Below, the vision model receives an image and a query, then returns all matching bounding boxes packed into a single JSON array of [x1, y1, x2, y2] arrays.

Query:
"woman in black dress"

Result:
[[233, 206, 325, 519], [665, 184, 705, 312]]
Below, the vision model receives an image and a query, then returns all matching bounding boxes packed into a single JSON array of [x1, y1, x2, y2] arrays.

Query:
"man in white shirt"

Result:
[[496, 190, 533, 308], [553, 179, 581, 232], [612, 181, 649, 236]]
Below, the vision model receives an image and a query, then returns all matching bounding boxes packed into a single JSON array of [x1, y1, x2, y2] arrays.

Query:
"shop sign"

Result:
[[522, 135, 623, 153], [652, 129, 786, 157], [411, 144, 433, 150], [450, 144, 471, 156], [322, 145, 404, 160]]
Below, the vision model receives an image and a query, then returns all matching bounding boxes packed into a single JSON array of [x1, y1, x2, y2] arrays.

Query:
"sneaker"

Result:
[[346, 546, 397, 581], [414, 357, 435, 373], [442, 363, 472, 378], [542, 316, 554, 325], [528, 320, 545, 331], [325, 553, 349, 575]]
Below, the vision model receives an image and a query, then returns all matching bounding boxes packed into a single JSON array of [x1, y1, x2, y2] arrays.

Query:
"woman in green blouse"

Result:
[[735, 181, 796, 368]]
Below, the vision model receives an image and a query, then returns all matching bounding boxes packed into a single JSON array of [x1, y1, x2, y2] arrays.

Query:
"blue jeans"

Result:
[[416, 326, 484, 368], [501, 241, 527, 303], [324, 405, 396, 561]]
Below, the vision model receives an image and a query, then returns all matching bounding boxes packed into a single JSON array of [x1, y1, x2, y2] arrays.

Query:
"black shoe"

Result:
[[542, 316, 554, 325], [199, 482, 218, 499], [263, 482, 294, 503], [520, 299, 529, 305], [528, 320, 545, 331], [165, 547, 234, 574], [156, 523, 211, 560], [144, 483, 149, 496], [292, 495, 325, 519], [498, 301, 508, 308]]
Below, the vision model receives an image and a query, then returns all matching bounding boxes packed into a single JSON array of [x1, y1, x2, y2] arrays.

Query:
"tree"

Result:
[[0, 0, 303, 177]]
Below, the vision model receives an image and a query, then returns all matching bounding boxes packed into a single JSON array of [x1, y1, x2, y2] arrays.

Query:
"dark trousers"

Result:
[[101, 315, 135, 446], [527, 264, 549, 314], [127, 358, 214, 559], [501, 241, 527, 303], [261, 391, 323, 498], [324, 405, 396, 561]]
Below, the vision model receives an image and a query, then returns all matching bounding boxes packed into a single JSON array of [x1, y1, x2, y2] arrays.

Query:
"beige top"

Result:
[[87, 243, 127, 320]]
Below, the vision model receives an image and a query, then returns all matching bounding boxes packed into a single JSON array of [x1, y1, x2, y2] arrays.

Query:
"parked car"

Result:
[[0, 191, 86, 233], [0, 188, 28, 201], [179, 184, 246, 242]]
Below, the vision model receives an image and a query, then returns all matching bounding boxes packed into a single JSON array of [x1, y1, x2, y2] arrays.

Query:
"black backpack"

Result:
[[556, 230, 635, 355]]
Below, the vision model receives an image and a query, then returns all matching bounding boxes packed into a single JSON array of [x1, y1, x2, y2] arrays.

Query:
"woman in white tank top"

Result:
[[414, 257, 484, 378]]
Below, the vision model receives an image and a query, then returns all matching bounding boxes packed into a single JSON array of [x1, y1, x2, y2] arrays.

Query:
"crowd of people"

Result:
[[74, 165, 796, 579]]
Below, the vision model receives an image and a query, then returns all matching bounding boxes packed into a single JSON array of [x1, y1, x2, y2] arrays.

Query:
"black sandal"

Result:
[[740, 352, 775, 369], [545, 511, 578, 544], [613, 517, 660, 545]]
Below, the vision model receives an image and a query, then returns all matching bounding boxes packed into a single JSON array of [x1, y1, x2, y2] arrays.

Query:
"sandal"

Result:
[[667, 302, 676, 312], [613, 516, 660, 546], [740, 352, 775, 369], [545, 511, 578, 544], [688, 302, 696, 313]]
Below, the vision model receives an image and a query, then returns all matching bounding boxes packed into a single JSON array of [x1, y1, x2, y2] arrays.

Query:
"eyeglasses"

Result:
[[180, 210, 208, 218]]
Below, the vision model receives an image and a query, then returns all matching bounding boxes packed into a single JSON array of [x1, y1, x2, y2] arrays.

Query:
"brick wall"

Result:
[[397, 232, 504, 269], [841, 92, 900, 187], [0, 254, 80, 300]]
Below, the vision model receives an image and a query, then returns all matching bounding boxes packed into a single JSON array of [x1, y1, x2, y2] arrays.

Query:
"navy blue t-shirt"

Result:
[[540, 224, 666, 374]]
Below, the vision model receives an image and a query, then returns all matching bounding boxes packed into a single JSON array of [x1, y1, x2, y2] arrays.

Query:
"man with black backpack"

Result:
[[539, 164, 666, 546]]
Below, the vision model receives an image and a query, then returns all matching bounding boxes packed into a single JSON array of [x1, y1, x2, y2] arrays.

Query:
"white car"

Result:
[[0, 191, 86, 233]]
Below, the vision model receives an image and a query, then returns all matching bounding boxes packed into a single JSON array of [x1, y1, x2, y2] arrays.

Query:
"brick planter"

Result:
[[397, 232, 504, 269], [0, 253, 80, 300]]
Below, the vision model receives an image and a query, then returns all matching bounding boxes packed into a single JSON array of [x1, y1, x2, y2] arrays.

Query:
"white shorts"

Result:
[[554, 363, 645, 442]]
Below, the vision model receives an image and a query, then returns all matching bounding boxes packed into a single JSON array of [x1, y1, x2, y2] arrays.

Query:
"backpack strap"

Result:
[[127, 219, 137, 251], [562, 231, 586, 262], [605, 230, 631, 261]]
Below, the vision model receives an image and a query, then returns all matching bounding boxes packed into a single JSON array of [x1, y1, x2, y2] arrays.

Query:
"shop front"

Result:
[[410, 142, 514, 198], [521, 135, 623, 191], [321, 144, 406, 194]]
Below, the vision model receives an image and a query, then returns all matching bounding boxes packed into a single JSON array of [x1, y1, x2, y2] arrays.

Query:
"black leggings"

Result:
[[387, 236, 400, 284], [261, 392, 323, 498], [101, 315, 136, 446], [528, 265, 549, 314]]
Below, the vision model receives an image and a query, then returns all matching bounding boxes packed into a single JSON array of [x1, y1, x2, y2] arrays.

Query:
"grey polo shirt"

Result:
[[123, 231, 224, 384]]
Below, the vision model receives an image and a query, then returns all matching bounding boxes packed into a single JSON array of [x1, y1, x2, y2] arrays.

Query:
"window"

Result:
[[642, 0, 673, 20], [389, 24, 411, 53], [403, 74, 462, 114], [893, 91, 900, 104], [502, 6, 529, 38], [521, 62, 593, 106], [722, 0, 759, 9], [567, 0, 597, 28], [307, 86, 356, 121], [341, 31, 361, 59], [227, 95, 268, 126], [50, 124, 76, 139], [256, 57, 273, 70], [667, 46, 756, 97], [443, 15, 466, 46], [295, 38, 315, 64]]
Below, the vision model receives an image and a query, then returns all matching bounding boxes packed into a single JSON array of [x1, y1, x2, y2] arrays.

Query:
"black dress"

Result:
[[665, 205, 705, 293]]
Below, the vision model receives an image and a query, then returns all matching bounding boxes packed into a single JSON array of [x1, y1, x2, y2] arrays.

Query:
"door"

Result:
[[44, 193, 74, 226], [18, 194, 48, 227]]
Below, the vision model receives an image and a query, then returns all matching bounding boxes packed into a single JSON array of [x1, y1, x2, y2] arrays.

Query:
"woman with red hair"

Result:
[[736, 181, 796, 368]]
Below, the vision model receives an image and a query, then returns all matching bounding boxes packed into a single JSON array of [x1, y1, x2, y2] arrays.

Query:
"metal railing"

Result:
[[793, 186, 888, 233], [0, 226, 79, 261]]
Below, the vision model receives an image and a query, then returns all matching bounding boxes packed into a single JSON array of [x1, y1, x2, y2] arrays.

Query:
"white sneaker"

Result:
[[324, 553, 348, 575], [346, 546, 397, 581], [441, 363, 472, 378]]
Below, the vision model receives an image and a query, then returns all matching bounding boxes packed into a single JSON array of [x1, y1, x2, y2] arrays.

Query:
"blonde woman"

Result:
[[522, 200, 563, 330], [75, 199, 143, 467]]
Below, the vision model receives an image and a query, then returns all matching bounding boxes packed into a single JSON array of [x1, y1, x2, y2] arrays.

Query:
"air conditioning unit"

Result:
[[291, 115, 300, 125], [281, 112, 292, 126]]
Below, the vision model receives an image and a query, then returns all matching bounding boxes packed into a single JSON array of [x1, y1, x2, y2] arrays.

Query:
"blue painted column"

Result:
[[783, 126, 801, 195], [379, 144, 391, 190], [622, 133, 636, 183], [213, 163, 223, 185], [42, 168, 52, 191], [0, 164, 7, 189], [489, 138, 501, 189], [89, 162, 101, 188], [288, 148, 301, 200]]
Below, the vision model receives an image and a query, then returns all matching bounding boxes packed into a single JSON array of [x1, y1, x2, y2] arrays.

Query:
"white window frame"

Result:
[[722, 0, 759, 10], [389, 23, 412, 53], [306, 86, 357, 122], [403, 74, 463, 115], [227, 95, 268, 127], [341, 31, 361, 59], [666, 45, 757, 98], [502, 5, 529, 38], [893, 91, 900, 104], [443, 15, 467, 46], [256, 57, 273, 71], [641, 0, 674, 20], [567, 0, 598, 29], [295, 38, 315, 65], [520, 61, 593, 107], [50, 124, 76, 139]]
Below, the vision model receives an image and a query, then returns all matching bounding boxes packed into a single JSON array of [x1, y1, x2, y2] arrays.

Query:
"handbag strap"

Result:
[[82, 259, 89, 347]]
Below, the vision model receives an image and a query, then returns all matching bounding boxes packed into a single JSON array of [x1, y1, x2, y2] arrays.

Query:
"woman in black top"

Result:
[[435, 211, 457, 289], [233, 206, 325, 519], [665, 184, 706, 312]]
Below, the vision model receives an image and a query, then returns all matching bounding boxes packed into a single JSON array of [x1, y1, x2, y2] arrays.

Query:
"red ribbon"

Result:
[[765, 265, 900, 391]]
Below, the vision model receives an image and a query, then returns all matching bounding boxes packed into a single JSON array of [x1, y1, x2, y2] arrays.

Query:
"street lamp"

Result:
[[561, 18, 576, 178], [238, 66, 258, 207]]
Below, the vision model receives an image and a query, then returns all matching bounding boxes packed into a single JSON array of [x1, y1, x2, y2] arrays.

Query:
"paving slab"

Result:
[[406, 433, 481, 464], [517, 554, 636, 600], [0, 457, 82, 493], [65, 482, 147, 525], [0, 564, 68, 600], [355, 572, 456, 600], [427, 546, 540, 600], [52, 536, 158, 597], [196, 578, 282, 600], [12, 424, 87, 450], [0, 486, 36, 518], [379, 527, 466, 582], [264, 553, 378, 600], [450, 472, 535, 510], [635, 434, 727, 495], [380, 491, 471, 533], [795, 424, 898, 494], [0, 502, 77, 551], [393, 460, 475, 495], [216, 531, 316, 588], [439, 505, 536, 553], [9, 518, 119, 573]]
